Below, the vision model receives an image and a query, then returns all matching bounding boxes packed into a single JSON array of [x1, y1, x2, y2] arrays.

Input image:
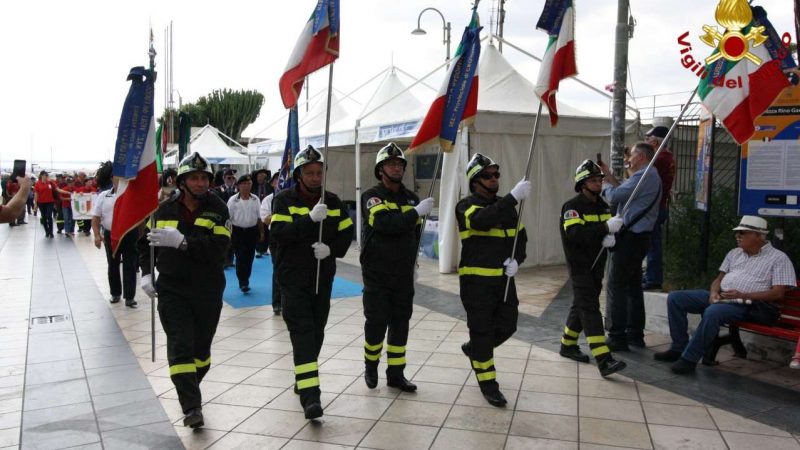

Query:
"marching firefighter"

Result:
[[456, 153, 530, 407], [361, 143, 433, 392], [138, 152, 231, 429], [270, 145, 353, 419], [559, 160, 627, 376]]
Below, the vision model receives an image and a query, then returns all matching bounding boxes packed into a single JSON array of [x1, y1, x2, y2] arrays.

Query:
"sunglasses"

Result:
[[478, 171, 500, 180]]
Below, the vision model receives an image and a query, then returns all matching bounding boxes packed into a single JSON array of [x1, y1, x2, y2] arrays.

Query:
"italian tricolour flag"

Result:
[[534, 0, 577, 127]]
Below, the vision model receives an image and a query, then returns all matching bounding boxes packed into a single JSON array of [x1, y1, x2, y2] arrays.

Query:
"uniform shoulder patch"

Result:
[[366, 197, 383, 209], [563, 209, 580, 220], [225, 219, 233, 233]]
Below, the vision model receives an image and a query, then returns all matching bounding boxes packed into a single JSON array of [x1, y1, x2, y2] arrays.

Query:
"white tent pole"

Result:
[[394, 67, 439, 93], [355, 119, 362, 248]]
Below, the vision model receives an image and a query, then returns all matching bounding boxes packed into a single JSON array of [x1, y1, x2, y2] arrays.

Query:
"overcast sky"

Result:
[[0, 0, 795, 170]]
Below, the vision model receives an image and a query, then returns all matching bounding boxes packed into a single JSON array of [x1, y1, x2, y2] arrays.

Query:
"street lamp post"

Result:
[[411, 7, 451, 65]]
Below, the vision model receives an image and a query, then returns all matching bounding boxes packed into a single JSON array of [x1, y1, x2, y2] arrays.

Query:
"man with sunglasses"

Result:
[[360, 142, 433, 392], [559, 160, 627, 377], [213, 168, 238, 268], [654, 216, 795, 374], [455, 153, 530, 407]]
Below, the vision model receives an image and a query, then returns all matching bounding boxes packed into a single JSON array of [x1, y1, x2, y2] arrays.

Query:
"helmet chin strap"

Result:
[[180, 180, 208, 201], [476, 179, 499, 194], [380, 168, 403, 184], [299, 177, 321, 194], [582, 184, 601, 196]]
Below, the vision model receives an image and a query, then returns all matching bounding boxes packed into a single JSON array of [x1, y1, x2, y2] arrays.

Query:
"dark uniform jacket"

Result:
[[360, 183, 421, 277], [212, 185, 237, 204], [456, 192, 527, 283], [138, 190, 231, 291], [559, 193, 611, 275], [270, 186, 353, 282]]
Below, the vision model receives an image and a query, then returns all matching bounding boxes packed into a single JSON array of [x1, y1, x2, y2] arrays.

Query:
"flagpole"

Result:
[[148, 28, 158, 363], [502, 102, 544, 303], [589, 87, 699, 271], [413, 148, 443, 268], [315, 63, 335, 294]]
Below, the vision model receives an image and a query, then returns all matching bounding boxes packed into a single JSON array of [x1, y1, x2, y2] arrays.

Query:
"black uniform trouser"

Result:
[[157, 280, 223, 414], [231, 225, 258, 288], [78, 218, 91, 233], [37, 203, 54, 236], [103, 230, 138, 300], [605, 231, 651, 341], [362, 271, 414, 377], [270, 250, 281, 309], [256, 230, 269, 255], [460, 277, 518, 394], [280, 275, 332, 406], [55, 204, 64, 232], [563, 268, 612, 361]]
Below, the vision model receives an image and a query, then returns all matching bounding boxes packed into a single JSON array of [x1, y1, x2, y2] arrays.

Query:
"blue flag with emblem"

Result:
[[278, 107, 300, 191]]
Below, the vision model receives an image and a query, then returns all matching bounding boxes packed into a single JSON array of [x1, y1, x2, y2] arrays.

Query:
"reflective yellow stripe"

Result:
[[364, 341, 383, 351], [194, 357, 211, 368], [383, 201, 400, 210], [195, 218, 214, 229], [387, 357, 406, 366], [386, 345, 405, 354], [464, 204, 482, 230], [584, 214, 600, 222], [561, 337, 578, 345], [459, 228, 519, 240], [339, 217, 353, 231], [458, 266, 504, 277], [289, 206, 310, 215], [271, 213, 293, 223], [564, 326, 580, 338], [591, 345, 610, 357], [586, 335, 607, 344], [297, 377, 320, 389], [170, 363, 197, 376], [600, 214, 612, 221], [364, 352, 381, 361], [575, 170, 590, 182], [327, 209, 341, 217], [401, 205, 414, 213], [295, 362, 318, 375], [563, 218, 585, 230], [471, 359, 494, 370], [213, 226, 231, 238], [369, 204, 388, 213], [156, 220, 179, 229], [476, 371, 496, 381]]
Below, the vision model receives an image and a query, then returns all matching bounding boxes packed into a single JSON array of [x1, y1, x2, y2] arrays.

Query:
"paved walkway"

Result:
[[1, 216, 800, 449]]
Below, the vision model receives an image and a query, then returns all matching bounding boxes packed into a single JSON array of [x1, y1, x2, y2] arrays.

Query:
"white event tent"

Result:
[[164, 124, 250, 168]]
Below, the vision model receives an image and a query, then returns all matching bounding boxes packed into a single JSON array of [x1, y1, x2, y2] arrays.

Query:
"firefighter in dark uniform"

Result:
[[456, 153, 530, 407], [559, 160, 627, 377], [270, 145, 353, 420], [361, 143, 433, 392], [138, 152, 231, 429]]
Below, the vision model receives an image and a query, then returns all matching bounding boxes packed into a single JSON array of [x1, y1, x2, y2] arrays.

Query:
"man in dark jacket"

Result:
[[270, 145, 353, 420], [456, 153, 530, 407], [360, 143, 433, 392]]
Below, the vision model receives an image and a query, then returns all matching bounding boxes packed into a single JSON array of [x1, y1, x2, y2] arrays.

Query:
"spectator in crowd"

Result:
[[655, 216, 796, 374], [260, 173, 282, 315], [33, 171, 67, 237], [213, 168, 238, 268], [227, 174, 262, 293], [5, 176, 28, 226], [159, 168, 178, 203], [252, 168, 273, 258], [0, 175, 31, 225], [642, 126, 676, 291], [598, 142, 661, 351]]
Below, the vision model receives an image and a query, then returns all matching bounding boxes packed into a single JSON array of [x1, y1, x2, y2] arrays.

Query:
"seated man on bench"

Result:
[[654, 216, 796, 374]]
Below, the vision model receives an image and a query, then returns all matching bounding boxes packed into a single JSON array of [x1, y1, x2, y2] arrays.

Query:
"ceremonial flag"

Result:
[[111, 66, 159, 256], [278, 107, 300, 191], [699, 6, 795, 144], [408, 9, 482, 153], [177, 111, 191, 161], [154, 122, 164, 173], [279, 0, 340, 109], [534, 0, 577, 127]]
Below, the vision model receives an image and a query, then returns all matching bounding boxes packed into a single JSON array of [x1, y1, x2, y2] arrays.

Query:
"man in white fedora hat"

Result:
[[654, 215, 796, 374]]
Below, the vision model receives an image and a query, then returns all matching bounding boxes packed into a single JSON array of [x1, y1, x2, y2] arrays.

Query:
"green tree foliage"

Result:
[[157, 88, 264, 144]]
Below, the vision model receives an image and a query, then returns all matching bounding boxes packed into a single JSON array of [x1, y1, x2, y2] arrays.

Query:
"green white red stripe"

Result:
[[534, 0, 577, 127]]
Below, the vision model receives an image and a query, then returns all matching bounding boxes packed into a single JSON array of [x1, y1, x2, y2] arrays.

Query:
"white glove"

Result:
[[510, 179, 532, 201], [312, 242, 331, 260], [602, 234, 616, 248], [503, 258, 519, 277], [415, 197, 434, 216], [148, 227, 185, 249], [141, 274, 157, 298], [606, 216, 624, 234], [309, 203, 328, 223]]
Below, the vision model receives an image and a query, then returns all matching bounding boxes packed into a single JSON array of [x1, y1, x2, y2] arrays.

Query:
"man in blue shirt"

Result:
[[599, 142, 661, 351]]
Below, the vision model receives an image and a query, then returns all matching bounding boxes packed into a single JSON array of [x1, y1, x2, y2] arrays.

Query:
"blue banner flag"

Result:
[[113, 66, 155, 179], [278, 107, 300, 191]]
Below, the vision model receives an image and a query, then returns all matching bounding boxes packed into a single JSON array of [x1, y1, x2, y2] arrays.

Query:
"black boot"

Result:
[[597, 355, 627, 377], [300, 391, 323, 420], [559, 344, 590, 363], [653, 349, 682, 362], [183, 407, 204, 428], [670, 358, 697, 375], [387, 373, 417, 392], [481, 389, 507, 407], [461, 342, 472, 359], [364, 362, 378, 389]]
